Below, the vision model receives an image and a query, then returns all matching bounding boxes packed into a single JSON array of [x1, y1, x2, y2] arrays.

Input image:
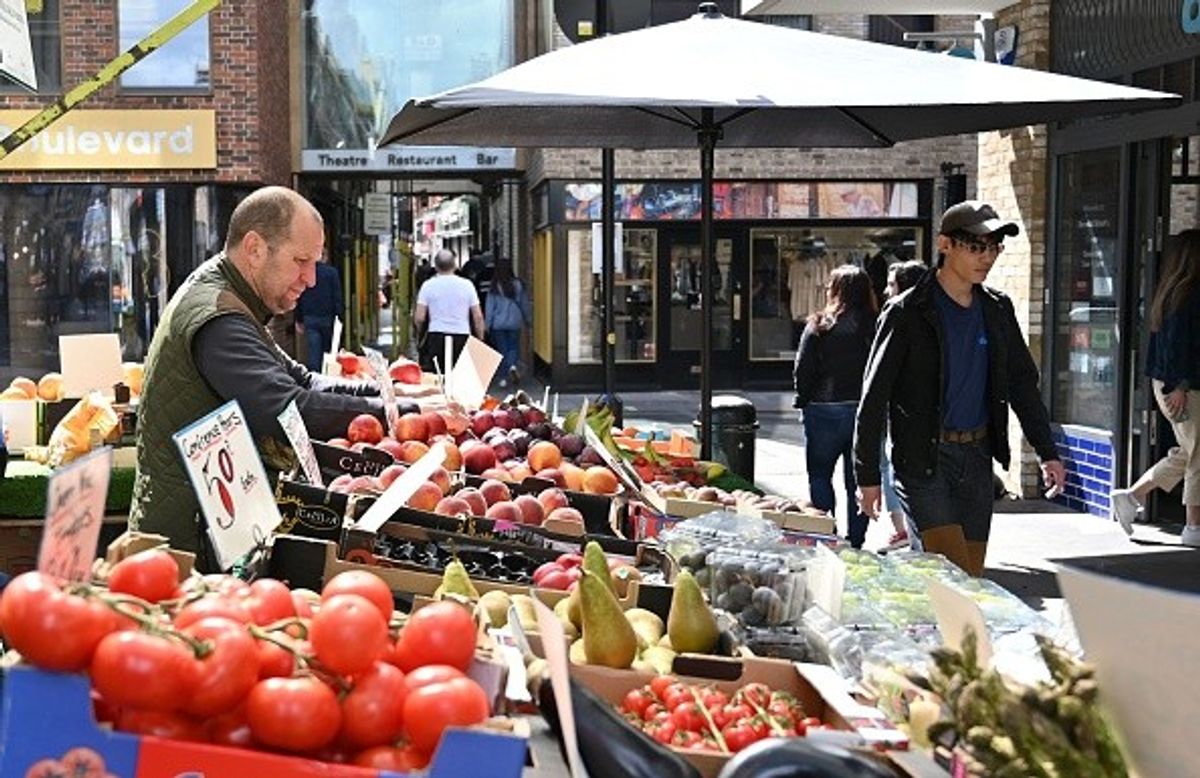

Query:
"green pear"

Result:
[[569, 637, 588, 664], [667, 569, 720, 654], [583, 541, 616, 595], [510, 594, 539, 633], [478, 590, 512, 628], [640, 645, 678, 675], [566, 585, 583, 629], [440, 558, 480, 600], [580, 570, 637, 669], [625, 608, 665, 645]]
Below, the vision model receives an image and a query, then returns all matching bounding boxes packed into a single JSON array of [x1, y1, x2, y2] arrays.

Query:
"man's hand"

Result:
[[857, 485, 882, 519], [1163, 388, 1188, 420], [1041, 459, 1067, 499]]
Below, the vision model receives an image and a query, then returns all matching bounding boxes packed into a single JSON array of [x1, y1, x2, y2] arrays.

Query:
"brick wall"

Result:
[[0, 0, 288, 185], [974, 0, 1052, 496]]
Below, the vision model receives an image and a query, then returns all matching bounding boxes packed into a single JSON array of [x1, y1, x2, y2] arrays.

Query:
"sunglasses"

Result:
[[951, 236, 1004, 255]]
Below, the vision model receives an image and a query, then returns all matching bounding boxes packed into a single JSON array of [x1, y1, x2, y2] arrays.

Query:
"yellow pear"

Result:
[[580, 570, 637, 668], [667, 569, 720, 654]]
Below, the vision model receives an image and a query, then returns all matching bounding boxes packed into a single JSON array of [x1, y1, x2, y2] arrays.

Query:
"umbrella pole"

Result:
[[699, 109, 717, 461], [601, 148, 620, 424]]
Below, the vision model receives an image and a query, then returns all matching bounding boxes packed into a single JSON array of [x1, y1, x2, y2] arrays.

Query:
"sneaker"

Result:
[[508, 365, 520, 386], [1182, 525, 1200, 547], [1110, 488, 1140, 536], [887, 529, 908, 546]]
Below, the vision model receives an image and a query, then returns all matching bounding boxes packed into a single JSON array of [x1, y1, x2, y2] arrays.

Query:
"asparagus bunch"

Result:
[[907, 629, 1127, 778]]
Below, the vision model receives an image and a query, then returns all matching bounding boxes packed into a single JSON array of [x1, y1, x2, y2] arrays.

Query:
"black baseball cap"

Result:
[[939, 200, 1019, 238]]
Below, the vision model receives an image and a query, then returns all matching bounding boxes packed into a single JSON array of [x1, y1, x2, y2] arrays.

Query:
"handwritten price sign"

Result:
[[364, 348, 399, 438], [278, 400, 323, 487], [37, 447, 113, 582], [173, 400, 282, 570]]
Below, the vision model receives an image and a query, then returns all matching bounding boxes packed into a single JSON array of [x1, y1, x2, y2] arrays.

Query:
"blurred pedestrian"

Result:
[[413, 248, 484, 371], [460, 249, 495, 310], [485, 257, 532, 388], [794, 264, 878, 549], [295, 251, 342, 371], [1111, 230, 1200, 545], [854, 201, 1065, 576]]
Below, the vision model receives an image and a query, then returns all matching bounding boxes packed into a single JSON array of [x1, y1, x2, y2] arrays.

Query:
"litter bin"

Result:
[[694, 395, 758, 481]]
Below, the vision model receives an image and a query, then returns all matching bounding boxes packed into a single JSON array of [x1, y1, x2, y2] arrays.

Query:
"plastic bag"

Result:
[[41, 391, 119, 467]]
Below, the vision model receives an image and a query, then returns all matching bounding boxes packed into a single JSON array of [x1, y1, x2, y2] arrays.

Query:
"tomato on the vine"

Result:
[[672, 729, 704, 749], [339, 661, 408, 749], [246, 579, 296, 626], [669, 702, 707, 733], [90, 630, 198, 712], [621, 688, 655, 718], [737, 682, 771, 709], [353, 745, 430, 771], [402, 663, 464, 694], [642, 702, 666, 722], [174, 595, 253, 629], [722, 721, 760, 752], [661, 683, 693, 712], [0, 573, 115, 671], [207, 706, 254, 749], [108, 549, 179, 604], [245, 676, 341, 752], [255, 635, 297, 679], [116, 708, 207, 742], [394, 601, 476, 673], [321, 570, 394, 621], [181, 617, 260, 717], [402, 676, 490, 755], [309, 593, 389, 677], [643, 719, 677, 744], [648, 675, 677, 699]]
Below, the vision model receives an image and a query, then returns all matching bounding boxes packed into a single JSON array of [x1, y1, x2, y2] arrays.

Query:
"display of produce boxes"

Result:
[[312, 439, 394, 480], [570, 654, 908, 778], [274, 475, 355, 543], [0, 665, 528, 778]]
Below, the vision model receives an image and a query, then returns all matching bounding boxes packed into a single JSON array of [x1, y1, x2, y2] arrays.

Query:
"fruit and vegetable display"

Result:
[[616, 675, 830, 754], [0, 551, 499, 771], [910, 629, 1127, 778]]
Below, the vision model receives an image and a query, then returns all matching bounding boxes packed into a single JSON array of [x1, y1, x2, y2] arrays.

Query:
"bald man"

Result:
[[130, 186, 388, 563]]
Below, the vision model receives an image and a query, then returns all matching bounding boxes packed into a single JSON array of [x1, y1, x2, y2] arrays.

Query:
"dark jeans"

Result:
[[895, 441, 994, 542], [302, 315, 334, 371], [803, 402, 870, 548], [491, 328, 520, 378], [420, 331, 469, 372]]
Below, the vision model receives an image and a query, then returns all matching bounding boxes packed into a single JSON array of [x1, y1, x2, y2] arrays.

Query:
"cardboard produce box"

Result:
[[274, 475, 354, 543], [570, 654, 908, 778], [311, 439, 394, 481]]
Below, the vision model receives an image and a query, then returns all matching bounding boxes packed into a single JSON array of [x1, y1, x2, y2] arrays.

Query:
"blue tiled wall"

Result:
[[1051, 424, 1114, 518]]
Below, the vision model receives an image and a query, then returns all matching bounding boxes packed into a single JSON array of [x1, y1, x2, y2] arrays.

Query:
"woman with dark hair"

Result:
[[485, 258, 532, 388], [1112, 230, 1200, 545], [793, 264, 878, 548]]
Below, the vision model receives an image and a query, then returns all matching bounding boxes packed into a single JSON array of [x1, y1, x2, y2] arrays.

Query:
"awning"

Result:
[[743, 0, 1017, 15]]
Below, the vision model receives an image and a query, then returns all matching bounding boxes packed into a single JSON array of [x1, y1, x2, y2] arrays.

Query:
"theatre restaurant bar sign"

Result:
[[0, 109, 217, 169], [302, 146, 517, 173]]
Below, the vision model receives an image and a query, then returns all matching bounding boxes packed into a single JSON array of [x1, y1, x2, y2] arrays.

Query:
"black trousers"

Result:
[[420, 331, 469, 371]]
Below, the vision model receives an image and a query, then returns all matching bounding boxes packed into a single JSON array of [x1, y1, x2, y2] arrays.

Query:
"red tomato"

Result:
[[648, 675, 677, 699], [181, 617, 260, 716], [622, 688, 655, 718], [116, 708, 207, 742], [353, 745, 430, 771], [662, 683, 694, 712], [766, 700, 796, 729], [255, 636, 297, 679], [700, 688, 728, 709], [245, 676, 341, 752], [0, 573, 115, 671], [208, 706, 255, 748], [719, 703, 753, 728], [644, 719, 677, 744], [91, 630, 198, 712], [642, 703, 666, 722], [670, 702, 707, 733], [291, 589, 317, 618], [672, 729, 704, 749], [246, 579, 296, 626], [340, 661, 408, 749], [174, 595, 253, 629], [402, 664, 465, 694], [91, 689, 120, 725], [200, 574, 252, 599], [722, 721, 760, 752], [108, 549, 179, 604], [402, 677, 490, 755], [310, 593, 389, 677], [321, 570, 394, 621], [737, 682, 771, 709], [394, 601, 476, 673]]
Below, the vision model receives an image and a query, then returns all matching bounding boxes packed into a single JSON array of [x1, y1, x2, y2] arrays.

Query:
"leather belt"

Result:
[[941, 426, 988, 444]]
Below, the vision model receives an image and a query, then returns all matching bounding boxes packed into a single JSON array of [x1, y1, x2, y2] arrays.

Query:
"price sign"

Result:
[[173, 400, 282, 570], [37, 447, 113, 582], [277, 400, 323, 487], [364, 348, 399, 438]]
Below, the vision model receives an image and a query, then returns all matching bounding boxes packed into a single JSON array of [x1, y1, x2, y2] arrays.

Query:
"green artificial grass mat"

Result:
[[0, 461, 134, 518]]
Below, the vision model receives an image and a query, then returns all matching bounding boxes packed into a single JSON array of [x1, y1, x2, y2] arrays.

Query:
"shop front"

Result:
[[1046, 0, 1200, 518], [532, 178, 932, 391]]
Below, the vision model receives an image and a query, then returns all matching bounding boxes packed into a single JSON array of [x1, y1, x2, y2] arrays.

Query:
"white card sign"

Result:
[[354, 442, 447, 533], [534, 596, 590, 778], [0, 0, 37, 92], [59, 333, 123, 399], [173, 400, 282, 570], [927, 579, 993, 667], [37, 447, 112, 582], [277, 400, 322, 487], [364, 348, 399, 438], [448, 336, 502, 409]]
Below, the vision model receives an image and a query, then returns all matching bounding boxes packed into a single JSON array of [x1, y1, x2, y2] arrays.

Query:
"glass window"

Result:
[[304, 0, 514, 149], [1052, 148, 1121, 429], [119, 0, 211, 89], [749, 226, 924, 360], [110, 188, 168, 360], [668, 238, 731, 352], [565, 227, 657, 364], [0, 0, 61, 92]]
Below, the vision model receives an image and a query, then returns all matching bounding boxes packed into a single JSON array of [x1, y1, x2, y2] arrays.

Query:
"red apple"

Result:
[[456, 487, 487, 516], [485, 501, 523, 524], [462, 444, 497, 475], [546, 507, 585, 526], [537, 488, 571, 514], [538, 570, 572, 590], [378, 464, 407, 490], [490, 439, 517, 464], [491, 409, 515, 431], [513, 494, 545, 526], [470, 411, 495, 437], [479, 479, 512, 506], [557, 552, 583, 569], [347, 414, 385, 445], [396, 413, 428, 443], [422, 412, 448, 438], [434, 496, 472, 516], [388, 357, 422, 384], [524, 406, 547, 425], [533, 562, 564, 585]]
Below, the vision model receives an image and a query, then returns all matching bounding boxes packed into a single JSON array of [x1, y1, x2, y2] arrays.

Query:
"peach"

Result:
[[375, 438, 405, 461], [348, 475, 379, 495], [327, 437, 350, 449], [421, 412, 448, 438], [481, 467, 513, 482], [378, 464, 407, 490], [328, 474, 354, 493], [479, 479, 512, 506], [396, 412, 428, 443], [527, 441, 563, 472], [507, 462, 532, 482], [583, 466, 620, 495], [434, 495, 472, 516], [535, 468, 567, 489], [430, 466, 451, 495], [399, 440, 431, 464], [537, 487, 571, 515], [406, 481, 442, 511], [546, 507, 585, 526], [430, 437, 463, 471], [462, 443, 497, 475], [513, 494, 545, 526], [485, 501, 523, 524], [456, 487, 487, 517], [559, 462, 586, 491], [347, 414, 385, 445]]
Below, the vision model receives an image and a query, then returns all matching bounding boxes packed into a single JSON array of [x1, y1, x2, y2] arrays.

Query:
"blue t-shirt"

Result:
[[935, 283, 989, 430]]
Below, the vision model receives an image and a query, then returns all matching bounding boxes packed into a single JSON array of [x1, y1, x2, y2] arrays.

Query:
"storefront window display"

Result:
[[1052, 148, 1121, 430], [566, 228, 657, 364], [1171, 136, 1200, 236], [749, 226, 923, 360], [669, 238, 731, 352]]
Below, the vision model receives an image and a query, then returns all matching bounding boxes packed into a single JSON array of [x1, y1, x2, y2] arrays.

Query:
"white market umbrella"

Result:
[[380, 3, 1177, 456]]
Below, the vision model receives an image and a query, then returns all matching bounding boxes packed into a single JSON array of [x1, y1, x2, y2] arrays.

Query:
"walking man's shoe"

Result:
[[1110, 488, 1140, 536], [1182, 525, 1200, 547]]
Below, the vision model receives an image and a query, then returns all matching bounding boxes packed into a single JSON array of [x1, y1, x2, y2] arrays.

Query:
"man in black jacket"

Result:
[[853, 201, 1065, 576]]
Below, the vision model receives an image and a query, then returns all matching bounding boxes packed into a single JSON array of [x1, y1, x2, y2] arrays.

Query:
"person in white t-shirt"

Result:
[[413, 248, 484, 370]]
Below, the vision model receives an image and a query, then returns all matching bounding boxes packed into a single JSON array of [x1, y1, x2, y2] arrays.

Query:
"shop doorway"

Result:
[[657, 227, 743, 388]]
